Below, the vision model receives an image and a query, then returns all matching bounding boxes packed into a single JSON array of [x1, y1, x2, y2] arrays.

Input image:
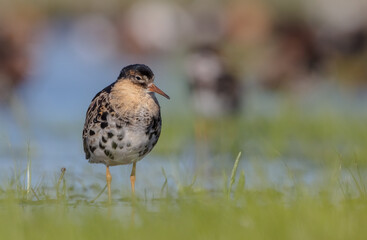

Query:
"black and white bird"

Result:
[[82, 64, 169, 202], [186, 45, 242, 118]]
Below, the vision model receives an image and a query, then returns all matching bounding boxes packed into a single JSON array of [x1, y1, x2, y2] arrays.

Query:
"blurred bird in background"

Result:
[[258, 20, 324, 92], [321, 25, 367, 89], [0, 6, 38, 105], [185, 44, 243, 150], [186, 44, 242, 118], [116, 1, 189, 55], [0, 20, 30, 104]]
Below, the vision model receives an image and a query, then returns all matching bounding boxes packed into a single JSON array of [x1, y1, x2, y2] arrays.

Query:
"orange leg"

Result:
[[106, 166, 112, 204], [130, 162, 136, 194]]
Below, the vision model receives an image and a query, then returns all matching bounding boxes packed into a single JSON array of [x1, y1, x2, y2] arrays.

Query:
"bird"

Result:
[[0, 18, 31, 104], [186, 45, 242, 118], [82, 64, 170, 203]]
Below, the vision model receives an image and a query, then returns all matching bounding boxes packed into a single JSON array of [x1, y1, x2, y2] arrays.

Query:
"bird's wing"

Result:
[[82, 83, 115, 159]]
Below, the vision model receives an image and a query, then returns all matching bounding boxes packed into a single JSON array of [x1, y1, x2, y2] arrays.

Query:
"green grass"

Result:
[[0, 170, 366, 240], [1, 92, 367, 239], [1, 199, 366, 240], [0, 149, 366, 240], [158, 101, 367, 166]]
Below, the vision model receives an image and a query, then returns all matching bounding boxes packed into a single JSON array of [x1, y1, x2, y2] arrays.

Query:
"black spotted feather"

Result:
[[82, 80, 162, 166]]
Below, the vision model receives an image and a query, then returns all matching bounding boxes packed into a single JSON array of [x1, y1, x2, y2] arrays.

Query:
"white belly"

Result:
[[87, 126, 159, 166]]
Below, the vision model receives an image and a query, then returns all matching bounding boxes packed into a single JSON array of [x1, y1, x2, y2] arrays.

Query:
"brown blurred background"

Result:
[[1, 0, 367, 101]]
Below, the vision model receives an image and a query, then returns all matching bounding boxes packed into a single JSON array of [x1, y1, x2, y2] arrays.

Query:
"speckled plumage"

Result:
[[82, 64, 165, 167]]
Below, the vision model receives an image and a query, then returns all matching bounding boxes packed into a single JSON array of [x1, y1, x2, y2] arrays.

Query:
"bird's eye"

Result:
[[135, 76, 142, 80]]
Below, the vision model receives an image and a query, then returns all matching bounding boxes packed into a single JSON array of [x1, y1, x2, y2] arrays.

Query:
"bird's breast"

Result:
[[86, 83, 162, 166]]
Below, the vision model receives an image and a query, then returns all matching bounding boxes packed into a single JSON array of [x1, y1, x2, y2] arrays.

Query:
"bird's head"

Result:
[[117, 64, 170, 99]]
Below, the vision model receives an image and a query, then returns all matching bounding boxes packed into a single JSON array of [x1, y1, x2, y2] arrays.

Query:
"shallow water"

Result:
[[0, 20, 366, 203]]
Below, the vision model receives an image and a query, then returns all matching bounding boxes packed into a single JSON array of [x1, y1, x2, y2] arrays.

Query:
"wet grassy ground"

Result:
[[1, 162, 367, 240], [1, 89, 367, 239]]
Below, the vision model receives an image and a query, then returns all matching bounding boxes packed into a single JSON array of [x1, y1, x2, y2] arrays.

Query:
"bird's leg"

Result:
[[106, 166, 112, 204], [130, 162, 136, 194]]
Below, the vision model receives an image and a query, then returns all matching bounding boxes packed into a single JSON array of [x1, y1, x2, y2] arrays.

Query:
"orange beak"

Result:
[[148, 83, 170, 99]]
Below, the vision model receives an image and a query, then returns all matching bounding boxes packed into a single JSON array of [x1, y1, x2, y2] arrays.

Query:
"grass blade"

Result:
[[160, 167, 168, 196], [26, 142, 31, 199], [56, 168, 66, 200], [228, 151, 242, 198], [90, 184, 107, 203]]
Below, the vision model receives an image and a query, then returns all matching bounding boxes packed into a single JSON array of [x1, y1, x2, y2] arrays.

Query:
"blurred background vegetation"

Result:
[[0, 0, 367, 239]]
